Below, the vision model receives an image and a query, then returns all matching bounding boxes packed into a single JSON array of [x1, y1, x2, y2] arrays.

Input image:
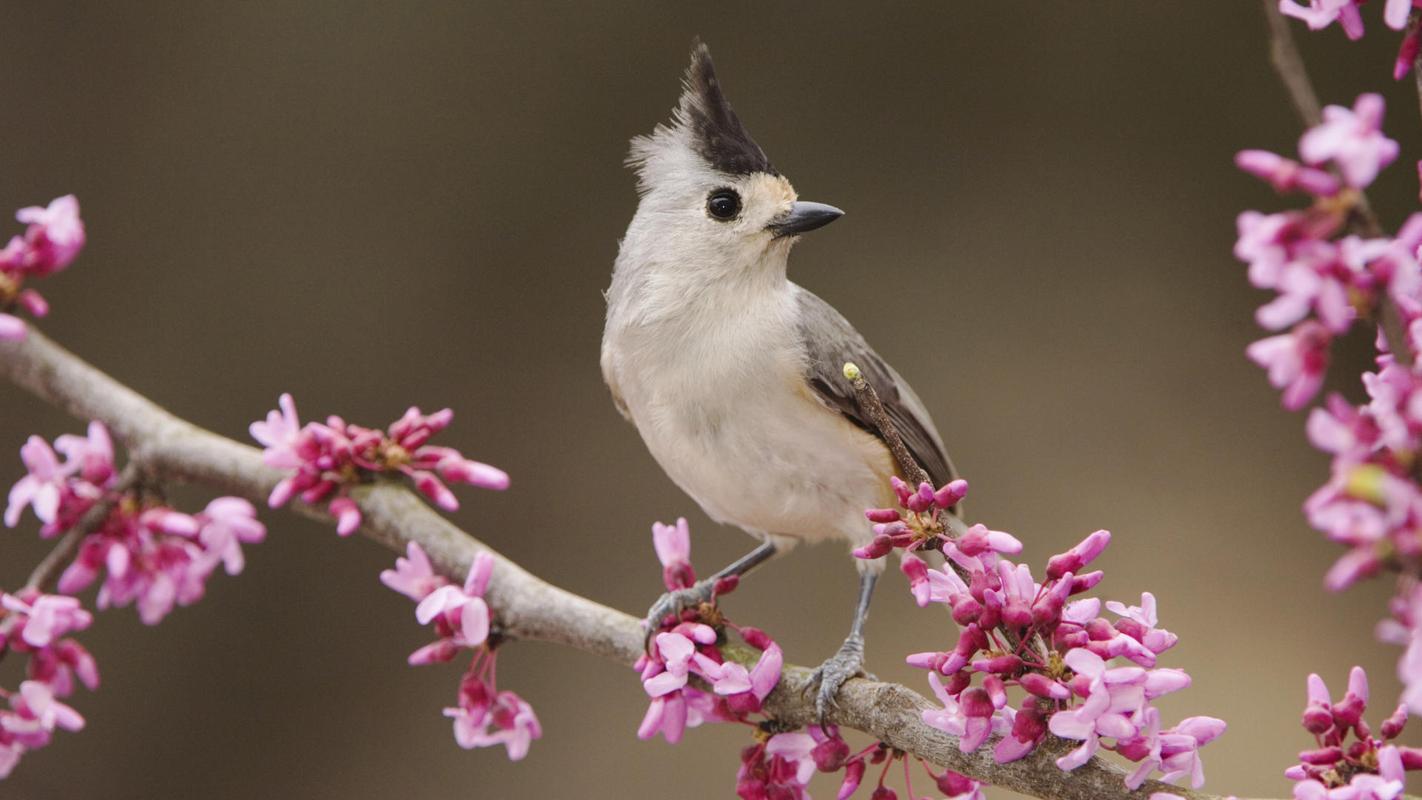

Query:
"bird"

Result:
[[600, 41, 958, 718]]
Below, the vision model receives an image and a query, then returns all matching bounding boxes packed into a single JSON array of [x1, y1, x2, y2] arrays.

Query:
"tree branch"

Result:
[[0, 324, 1261, 800]]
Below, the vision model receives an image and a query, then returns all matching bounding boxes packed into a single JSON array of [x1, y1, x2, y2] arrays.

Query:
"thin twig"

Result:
[[1260, 0, 1417, 367], [842, 362, 931, 487]]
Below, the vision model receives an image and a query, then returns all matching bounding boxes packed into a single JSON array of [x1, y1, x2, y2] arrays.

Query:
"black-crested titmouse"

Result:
[[601, 42, 958, 718]]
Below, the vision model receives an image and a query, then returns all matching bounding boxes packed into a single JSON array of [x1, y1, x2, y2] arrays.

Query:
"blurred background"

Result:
[[0, 3, 1415, 798]]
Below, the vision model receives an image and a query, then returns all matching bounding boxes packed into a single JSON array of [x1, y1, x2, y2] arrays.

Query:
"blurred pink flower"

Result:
[[1299, 94, 1399, 188]]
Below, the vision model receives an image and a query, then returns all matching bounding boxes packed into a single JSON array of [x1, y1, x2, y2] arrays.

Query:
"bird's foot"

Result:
[[642, 579, 718, 651], [808, 635, 870, 724]]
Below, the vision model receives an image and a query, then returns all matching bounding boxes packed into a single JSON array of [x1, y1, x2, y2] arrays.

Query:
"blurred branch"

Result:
[[1260, 0, 1416, 366], [0, 324, 1252, 800]]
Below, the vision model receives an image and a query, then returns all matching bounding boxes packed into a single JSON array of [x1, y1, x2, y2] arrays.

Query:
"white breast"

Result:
[[602, 282, 893, 550]]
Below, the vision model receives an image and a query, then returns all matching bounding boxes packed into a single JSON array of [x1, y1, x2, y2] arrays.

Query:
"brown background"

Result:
[[0, 3, 1416, 799]]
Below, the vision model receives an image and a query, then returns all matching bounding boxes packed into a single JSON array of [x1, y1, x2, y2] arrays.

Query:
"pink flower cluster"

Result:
[[1286, 667, 1421, 799], [1279, 0, 1422, 80], [870, 480, 1224, 791], [1304, 366, 1422, 592], [251, 394, 509, 536], [855, 477, 971, 559], [1238, 92, 1422, 734], [734, 729, 826, 800], [636, 519, 783, 745], [1236, 94, 1419, 410], [0, 195, 85, 341], [642, 518, 986, 800], [5, 421, 266, 625], [0, 590, 96, 778], [381, 543, 540, 760]]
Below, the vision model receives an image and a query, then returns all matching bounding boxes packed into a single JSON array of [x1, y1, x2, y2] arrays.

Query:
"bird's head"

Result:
[[623, 42, 842, 277]]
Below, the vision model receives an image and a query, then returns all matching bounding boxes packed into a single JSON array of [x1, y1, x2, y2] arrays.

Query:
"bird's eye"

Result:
[[706, 189, 742, 221]]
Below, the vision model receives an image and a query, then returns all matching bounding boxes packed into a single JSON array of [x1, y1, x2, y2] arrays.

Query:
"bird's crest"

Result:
[[628, 41, 776, 188]]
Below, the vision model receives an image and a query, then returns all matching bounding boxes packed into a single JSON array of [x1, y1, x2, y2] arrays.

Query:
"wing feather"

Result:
[[794, 287, 956, 487]]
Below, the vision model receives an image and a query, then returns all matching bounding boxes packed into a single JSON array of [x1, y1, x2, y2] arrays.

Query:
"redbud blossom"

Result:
[[1299, 94, 1399, 188], [1286, 667, 1420, 799], [251, 394, 508, 535], [0, 195, 86, 341], [901, 505, 1219, 790], [387, 548, 540, 761]]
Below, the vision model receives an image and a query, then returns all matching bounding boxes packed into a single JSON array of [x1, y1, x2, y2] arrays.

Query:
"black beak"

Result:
[[768, 201, 844, 238]]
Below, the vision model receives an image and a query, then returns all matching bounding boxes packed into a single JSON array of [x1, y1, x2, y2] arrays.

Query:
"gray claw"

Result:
[[810, 636, 866, 723], [642, 580, 717, 650]]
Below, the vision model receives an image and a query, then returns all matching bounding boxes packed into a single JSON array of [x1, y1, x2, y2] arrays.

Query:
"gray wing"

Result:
[[794, 286, 957, 487]]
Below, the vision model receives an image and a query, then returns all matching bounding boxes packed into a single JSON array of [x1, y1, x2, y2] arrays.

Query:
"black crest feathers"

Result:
[[677, 41, 776, 176]]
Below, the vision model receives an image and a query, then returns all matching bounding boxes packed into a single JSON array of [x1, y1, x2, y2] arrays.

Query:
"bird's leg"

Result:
[[643, 540, 777, 650], [810, 570, 878, 723]]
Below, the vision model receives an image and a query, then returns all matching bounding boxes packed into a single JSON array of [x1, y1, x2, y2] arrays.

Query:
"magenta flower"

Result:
[[194, 497, 266, 576], [251, 395, 508, 535], [899, 504, 1218, 787], [653, 517, 695, 590], [1280, 0, 1365, 37], [857, 478, 970, 558], [1286, 667, 1420, 798], [1106, 593, 1178, 655], [1237, 149, 1342, 196], [0, 195, 87, 340], [735, 734, 816, 800], [380, 541, 447, 601], [387, 546, 539, 762], [1248, 322, 1332, 410], [443, 672, 541, 761], [1280, 0, 1419, 42], [0, 593, 91, 649], [12, 196, 85, 276], [4, 436, 67, 528], [415, 551, 493, 648], [1299, 94, 1399, 188]]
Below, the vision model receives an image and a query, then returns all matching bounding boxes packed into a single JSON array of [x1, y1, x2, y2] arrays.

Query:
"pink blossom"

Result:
[[1106, 593, 1179, 654], [1279, 0, 1365, 38], [1299, 94, 1400, 188], [193, 497, 266, 576], [443, 672, 541, 761], [380, 541, 447, 601], [1247, 322, 1332, 410], [637, 692, 689, 743], [763, 732, 818, 785], [652, 517, 696, 590], [5, 436, 69, 528], [414, 552, 493, 648], [0, 195, 87, 339], [54, 421, 113, 487], [249, 393, 304, 472], [13, 196, 85, 276], [2, 681, 84, 744], [27, 638, 100, 696], [251, 395, 508, 532], [5, 423, 114, 537], [1287, 667, 1417, 797], [1237, 149, 1342, 196], [1, 593, 91, 649], [736, 735, 815, 799]]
